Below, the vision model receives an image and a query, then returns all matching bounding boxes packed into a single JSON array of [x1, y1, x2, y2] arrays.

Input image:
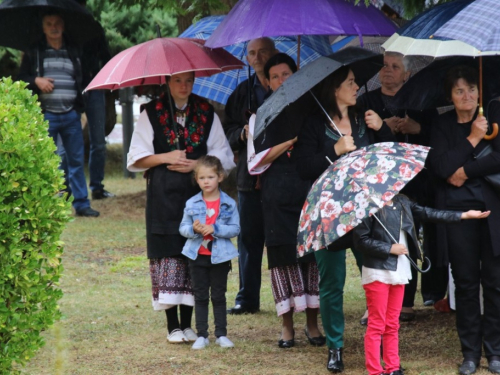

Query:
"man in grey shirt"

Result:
[[18, 12, 99, 217]]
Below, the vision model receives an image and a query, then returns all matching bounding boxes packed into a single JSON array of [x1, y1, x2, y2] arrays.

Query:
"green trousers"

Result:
[[315, 248, 363, 349]]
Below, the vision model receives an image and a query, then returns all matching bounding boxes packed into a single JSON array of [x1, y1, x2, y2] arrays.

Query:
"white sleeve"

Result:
[[247, 114, 271, 175], [126, 110, 155, 172], [206, 113, 236, 174]]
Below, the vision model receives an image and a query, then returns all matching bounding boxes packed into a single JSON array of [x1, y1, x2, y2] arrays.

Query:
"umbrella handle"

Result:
[[405, 254, 431, 274], [484, 123, 499, 140], [372, 213, 432, 274], [309, 91, 343, 137]]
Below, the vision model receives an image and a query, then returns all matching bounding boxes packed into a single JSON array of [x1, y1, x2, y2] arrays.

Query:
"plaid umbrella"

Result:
[[179, 15, 332, 105], [381, 0, 499, 58], [297, 142, 430, 256], [434, 0, 500, 52]]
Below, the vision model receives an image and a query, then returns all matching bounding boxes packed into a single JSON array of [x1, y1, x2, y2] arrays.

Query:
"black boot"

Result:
[[327, 348, 344, 373]]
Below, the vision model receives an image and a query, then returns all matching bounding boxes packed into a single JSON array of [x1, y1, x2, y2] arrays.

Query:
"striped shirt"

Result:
[[39, 47, 78, 113]]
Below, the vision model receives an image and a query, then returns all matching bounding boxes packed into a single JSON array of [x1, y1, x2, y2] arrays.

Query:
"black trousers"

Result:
[[189, 255, 231, 339], [447, 219, 500, 360]]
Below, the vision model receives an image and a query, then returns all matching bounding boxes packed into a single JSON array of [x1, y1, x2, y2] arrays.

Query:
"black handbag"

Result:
[[476, 144, 500, 195]]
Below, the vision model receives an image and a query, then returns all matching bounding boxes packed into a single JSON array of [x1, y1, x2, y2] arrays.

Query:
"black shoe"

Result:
[[327, 348, 344, 373], [92, 189, 115, 200], [305, 327, 326, 346], [459, 360, 478, 375], [489, 359, 500, 374], [387, 370, 404, 375], [76, 207, 100, 217], [278, 330, 295, 349], [226, 304, 259, 315], [399, 312, 415, 322]]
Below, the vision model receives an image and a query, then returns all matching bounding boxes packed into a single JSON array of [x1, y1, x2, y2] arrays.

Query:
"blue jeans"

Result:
[[58, 91, 107, 192], [234, 190, 265, 310], [45, 110, 90, 211], [85, 90, 106, 192]]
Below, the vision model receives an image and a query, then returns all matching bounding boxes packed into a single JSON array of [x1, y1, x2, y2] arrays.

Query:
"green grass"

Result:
[[16, 151, 493, 374]]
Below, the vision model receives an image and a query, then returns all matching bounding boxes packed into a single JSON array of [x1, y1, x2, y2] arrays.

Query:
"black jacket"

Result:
[[224, 74, 262, 191], [17, 37, 85, 113], [353, 195, 461, 271]]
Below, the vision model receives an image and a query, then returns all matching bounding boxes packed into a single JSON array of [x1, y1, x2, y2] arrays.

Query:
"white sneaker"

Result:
[[183, 328, 198, 342], [191, 336, 209, 350], [215, 336, 234, 348], [167, 328, 187, 343]]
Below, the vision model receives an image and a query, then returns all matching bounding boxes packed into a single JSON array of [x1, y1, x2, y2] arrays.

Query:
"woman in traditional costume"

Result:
[[127, 72, 235, 343]]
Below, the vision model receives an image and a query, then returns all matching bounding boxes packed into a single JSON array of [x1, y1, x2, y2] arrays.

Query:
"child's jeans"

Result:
[[188, 255, 231, 338], [363, 281, 405, 375]]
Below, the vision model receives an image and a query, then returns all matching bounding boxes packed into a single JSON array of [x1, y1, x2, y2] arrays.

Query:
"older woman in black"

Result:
[[428, 65, 500, 375]]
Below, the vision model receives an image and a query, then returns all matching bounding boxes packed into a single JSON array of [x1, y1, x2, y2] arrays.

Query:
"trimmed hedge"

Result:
[[0, 78, 71, 374]]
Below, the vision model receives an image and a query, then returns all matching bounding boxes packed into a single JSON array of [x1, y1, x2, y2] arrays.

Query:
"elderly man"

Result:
[[18, 12, 99, 217], [225, 37, 277, 315], [358, 52, 442, 323]]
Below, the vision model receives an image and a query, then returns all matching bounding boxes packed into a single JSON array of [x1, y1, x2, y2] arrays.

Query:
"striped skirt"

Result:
[[149, 257, 194, 311], [270, 260, 320, 316]]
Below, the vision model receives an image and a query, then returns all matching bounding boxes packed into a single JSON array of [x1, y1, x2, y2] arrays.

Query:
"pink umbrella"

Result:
[[85, 37, 245, 91]]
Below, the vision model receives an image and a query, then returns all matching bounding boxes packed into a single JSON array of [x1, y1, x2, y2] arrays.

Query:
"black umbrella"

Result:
[[393, 55, 500, 113], [0, 0, 101, 51], [253, 47, 384, 151]]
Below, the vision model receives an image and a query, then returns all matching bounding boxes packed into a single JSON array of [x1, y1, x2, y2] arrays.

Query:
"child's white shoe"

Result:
[[167, 328, 187, 343], [191, 337, 209, 350], [215, 336, 234, 348], [183, 328, 198, 342]]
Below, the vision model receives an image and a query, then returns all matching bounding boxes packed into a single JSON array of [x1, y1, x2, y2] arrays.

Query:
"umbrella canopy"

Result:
[[392, 56, 500, 111], [434, 0, 500, 52], [381, 0, 499, 58], [205, 0, 397, 49], [297, 142, 430, 256], [0, 0, 101, 51], [179, 15, 332, 105], [253, 47, 383, 145], [84, 38, 245, 91]]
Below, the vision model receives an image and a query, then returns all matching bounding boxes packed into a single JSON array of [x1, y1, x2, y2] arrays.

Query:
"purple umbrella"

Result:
[[205, 0, 397, 49]]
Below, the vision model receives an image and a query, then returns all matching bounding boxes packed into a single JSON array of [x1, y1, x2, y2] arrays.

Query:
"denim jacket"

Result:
[[180, 190, 240, 264]]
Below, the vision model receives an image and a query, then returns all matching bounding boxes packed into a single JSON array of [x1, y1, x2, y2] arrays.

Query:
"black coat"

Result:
[[353, 195, 461, 271], [224, 74, 263, 191], [428, 102, 500, 266]]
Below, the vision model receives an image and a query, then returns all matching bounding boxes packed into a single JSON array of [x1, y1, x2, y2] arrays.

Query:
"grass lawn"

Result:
[[18, 157, 492, 375]]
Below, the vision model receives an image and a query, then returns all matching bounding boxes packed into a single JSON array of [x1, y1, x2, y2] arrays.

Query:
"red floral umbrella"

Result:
[[85, 37, 245, 91], [297, 142, 430, 257]]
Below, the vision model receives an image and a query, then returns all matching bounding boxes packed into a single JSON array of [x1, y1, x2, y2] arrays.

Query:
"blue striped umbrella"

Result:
[[382, 0, 498, 58], [179, 15, 332, 104], [434, 0, 500, 53]]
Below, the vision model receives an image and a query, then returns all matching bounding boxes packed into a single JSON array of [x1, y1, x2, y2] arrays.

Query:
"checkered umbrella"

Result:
[[179, 15, 333, 105], [434, 0, 500, 53]]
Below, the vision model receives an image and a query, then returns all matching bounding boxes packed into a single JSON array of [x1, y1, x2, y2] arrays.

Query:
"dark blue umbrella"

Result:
[[179, 15, 332, 105]]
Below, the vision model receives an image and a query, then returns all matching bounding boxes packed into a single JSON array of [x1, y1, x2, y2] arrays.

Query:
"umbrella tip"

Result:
[[156, 24, 161, 38]]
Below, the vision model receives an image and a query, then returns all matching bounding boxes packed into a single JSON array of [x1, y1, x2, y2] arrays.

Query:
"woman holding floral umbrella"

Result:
[[294, 65, 394, 373], [127, 71, 235, 344]]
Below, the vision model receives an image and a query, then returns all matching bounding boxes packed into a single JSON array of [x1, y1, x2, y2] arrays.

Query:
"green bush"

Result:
[[0, 78, 71, 374]]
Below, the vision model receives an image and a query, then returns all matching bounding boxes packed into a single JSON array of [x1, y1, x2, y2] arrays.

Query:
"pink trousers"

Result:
[[363, 281, 405, 375]]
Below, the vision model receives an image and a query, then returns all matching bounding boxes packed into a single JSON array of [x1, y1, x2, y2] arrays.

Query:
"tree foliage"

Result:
[[0, 78, 72, 374]]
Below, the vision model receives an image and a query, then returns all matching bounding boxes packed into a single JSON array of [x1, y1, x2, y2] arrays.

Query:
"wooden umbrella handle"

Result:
[[484, 122, 499, 140]]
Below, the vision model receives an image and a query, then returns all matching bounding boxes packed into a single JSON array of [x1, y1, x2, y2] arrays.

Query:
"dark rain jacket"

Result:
[[353, 194, 462, 271]]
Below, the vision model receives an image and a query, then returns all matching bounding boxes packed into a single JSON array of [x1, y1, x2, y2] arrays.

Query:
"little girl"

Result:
[[352, 194, 490, 375], [179, 155, 240, 350]]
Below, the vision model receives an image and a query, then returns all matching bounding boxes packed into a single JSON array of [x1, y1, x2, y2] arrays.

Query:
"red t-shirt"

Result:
[[198, 198, 220, 255]]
